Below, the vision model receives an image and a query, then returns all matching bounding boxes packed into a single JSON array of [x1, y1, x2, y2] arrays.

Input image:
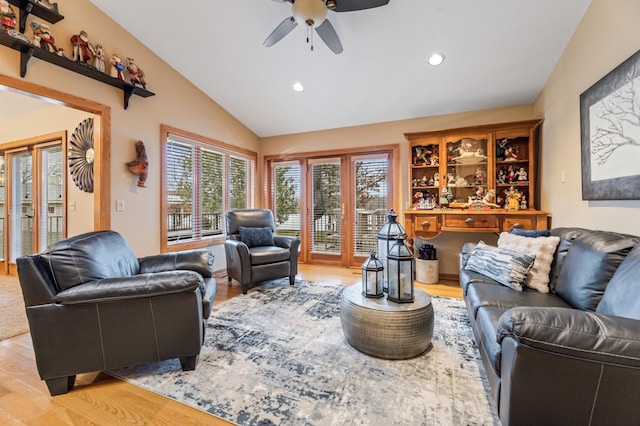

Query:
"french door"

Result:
[[3, 140, 65, 274], [268, 146, 396, 267]]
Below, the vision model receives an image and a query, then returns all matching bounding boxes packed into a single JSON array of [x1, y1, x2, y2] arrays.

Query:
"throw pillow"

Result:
[[509, 228, 551, 238], [239, 226, 275, 248], [497, 232, 561, 293], [554, 235, 635, 311], [465, 241, 536, 292], [596, 244, 640, 320]]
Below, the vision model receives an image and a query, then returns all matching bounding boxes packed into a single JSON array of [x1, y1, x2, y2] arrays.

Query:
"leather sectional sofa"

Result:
[[459, 227, 640, 425]]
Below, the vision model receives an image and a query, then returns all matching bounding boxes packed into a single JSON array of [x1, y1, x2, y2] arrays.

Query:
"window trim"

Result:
[[161, 125, 257, 252]]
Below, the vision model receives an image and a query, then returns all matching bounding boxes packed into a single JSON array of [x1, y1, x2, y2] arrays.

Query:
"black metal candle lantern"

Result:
[[376, 209, 406, 292], [387, 237, 415, 303], [361, 250, 384, 298]]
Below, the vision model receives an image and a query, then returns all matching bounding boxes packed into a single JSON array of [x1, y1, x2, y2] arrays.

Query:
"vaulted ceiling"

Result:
[[85, 1, 592, 137]]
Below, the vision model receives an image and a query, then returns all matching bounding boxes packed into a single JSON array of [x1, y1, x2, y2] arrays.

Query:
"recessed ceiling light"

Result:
[[428, 53, 445, 66], [293, 82, 304, 92]]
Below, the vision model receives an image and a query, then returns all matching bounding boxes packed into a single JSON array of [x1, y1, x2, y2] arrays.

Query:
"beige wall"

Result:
[[0, 0, 259, 268], [534, 0, 640, 235]]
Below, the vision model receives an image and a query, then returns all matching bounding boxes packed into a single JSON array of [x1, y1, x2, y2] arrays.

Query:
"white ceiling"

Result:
[[84, 0, 592, 138]]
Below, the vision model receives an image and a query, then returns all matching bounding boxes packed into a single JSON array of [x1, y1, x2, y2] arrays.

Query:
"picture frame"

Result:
[[580, 48, 640, 200]]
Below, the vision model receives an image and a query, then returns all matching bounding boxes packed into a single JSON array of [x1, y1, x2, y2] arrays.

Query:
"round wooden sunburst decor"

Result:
[[68, 117, 95, 193]]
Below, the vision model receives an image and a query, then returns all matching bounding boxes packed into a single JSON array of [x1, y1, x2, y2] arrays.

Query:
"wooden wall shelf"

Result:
[[2, 0, 154, 109]]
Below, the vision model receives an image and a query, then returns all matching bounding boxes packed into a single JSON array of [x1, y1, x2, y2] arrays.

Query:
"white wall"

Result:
[[534, 0, 640, 235]]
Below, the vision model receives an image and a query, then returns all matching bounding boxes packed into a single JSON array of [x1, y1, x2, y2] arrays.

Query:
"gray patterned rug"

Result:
[[109, 279, 499, 425]]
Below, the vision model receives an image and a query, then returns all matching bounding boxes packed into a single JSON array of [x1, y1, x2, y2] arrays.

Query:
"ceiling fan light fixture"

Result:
[[428, 52, 445, 66], [292, 0, 328, 27]]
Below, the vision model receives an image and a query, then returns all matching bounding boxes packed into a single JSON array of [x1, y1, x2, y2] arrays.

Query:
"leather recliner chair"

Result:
[[16, 230, 217, 396], [224, 208, 300, 294]]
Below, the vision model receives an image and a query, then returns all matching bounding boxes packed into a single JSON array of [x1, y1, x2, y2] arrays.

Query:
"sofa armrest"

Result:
[[497, 306, 640, 366], [224, 239, 251, 284], [459, 242, 478, 269], [54, 271, 204, 304], [139, 249, 214, 277]]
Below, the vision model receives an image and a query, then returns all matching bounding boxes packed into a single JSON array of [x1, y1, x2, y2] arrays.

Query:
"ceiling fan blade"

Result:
[[332, 0, 390, 12], [315, 20, 343, 54], [264, 17, 298, 47]]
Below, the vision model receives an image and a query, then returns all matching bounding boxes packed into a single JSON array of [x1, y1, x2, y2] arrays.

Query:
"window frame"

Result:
[[161, 125, 257, 252]]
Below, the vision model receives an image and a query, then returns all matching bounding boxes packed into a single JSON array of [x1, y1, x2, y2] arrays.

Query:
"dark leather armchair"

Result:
[[224, 209, 300, 294], [16, 230, 217, 396]]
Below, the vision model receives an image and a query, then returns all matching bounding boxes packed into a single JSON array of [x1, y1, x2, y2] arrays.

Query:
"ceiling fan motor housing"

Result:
[[292, 0, 328, 27]]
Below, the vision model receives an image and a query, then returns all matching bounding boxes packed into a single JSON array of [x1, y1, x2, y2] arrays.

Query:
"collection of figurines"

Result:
[[447, 138, 488, 164], [412, 145, 440, 166], [496, 165, 527, 184], [1, 1, 148, 90], [496, 138, 522, 161]]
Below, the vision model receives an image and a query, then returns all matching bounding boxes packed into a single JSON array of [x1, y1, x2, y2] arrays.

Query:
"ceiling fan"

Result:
[[264, 0, 390, 54]]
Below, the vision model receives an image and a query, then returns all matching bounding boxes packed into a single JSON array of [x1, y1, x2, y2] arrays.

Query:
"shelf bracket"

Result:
[[123, 86, 136, 110], [18, 1, 33, 33], [20, 47, 35, 77]]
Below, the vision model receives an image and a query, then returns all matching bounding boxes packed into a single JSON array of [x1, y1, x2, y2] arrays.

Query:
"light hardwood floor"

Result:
[[0, 264, 461, 425]]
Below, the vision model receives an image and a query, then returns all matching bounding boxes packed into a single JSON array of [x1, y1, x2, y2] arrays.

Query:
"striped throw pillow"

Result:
[[465, 241, 536, 291]]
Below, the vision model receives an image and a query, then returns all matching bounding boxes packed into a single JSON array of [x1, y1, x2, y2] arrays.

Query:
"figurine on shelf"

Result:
[[472, 186, 485, 201], [429, 153, 439, 166], [496, 138, 508, 159], [516, 167, 528, 182], [413, 146, 430, 165], [507, 165, 516, 183], [432, 172, 440, 186], [71, 30, 96, 65], [0, 0, 16, 32], [94, 43, 105, 73], [413, 191, 424, 206], [447, 170, 456, 186], [503, 145, 518, 161], [428, 176, 434, 186], [30, 22, 59, 53], [110, 53, 126, 80], [505, 186, 522, 211], [520, 194, 528, 210], [420, 175, 428, 187], [439, 187, 449, 209], [496, 194, 505, 208], [126, 57, 147, 89], [496, 167, 506, 184], [474, 167, 485, 185]]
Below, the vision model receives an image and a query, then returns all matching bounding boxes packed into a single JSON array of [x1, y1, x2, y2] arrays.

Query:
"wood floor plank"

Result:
[[0, 264, 461, 425]]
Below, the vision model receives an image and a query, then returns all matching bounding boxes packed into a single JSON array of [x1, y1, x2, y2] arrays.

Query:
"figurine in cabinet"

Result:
[[110, 53, 126, 80], [507, 165, 516, 183], [496, 167, 506, 184], [94, 43, 105, 72], [126, 57, 147, 89], [439, 187, 449, 208], [516, 167, 528, 182], [474, 167, 485, 185], [413, 146, 430, 165], [520, 194, 528, 210], [71, 31, 96, 65], [0, 0, 16, 32], [30, 22, 59, 53], [430, 153, 439, 166], [505, 186, 522, 211], [503, 145, 518, 161], [432, 172, 440, 186]]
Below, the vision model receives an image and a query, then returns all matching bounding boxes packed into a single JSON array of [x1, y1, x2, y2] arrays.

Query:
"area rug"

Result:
[[109, 279, 499, 425], [0, 274, 29, 341]]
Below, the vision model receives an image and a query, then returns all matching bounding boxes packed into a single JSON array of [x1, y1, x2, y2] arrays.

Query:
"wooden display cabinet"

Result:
[[405, 120, 548, 240]]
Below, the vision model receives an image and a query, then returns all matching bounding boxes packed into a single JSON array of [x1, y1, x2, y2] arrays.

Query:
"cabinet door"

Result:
[[443, 133, 493, 207], [494, 127, 534, 210], [410, 137, 440, 209]]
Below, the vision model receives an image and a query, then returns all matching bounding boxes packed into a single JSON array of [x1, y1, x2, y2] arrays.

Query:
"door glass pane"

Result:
[[201, 148, 223, 237], [353, 157, 388, 257], [10, 152, 33, 261], [311, 161, 341, 254], [272, 163, 301, 238], [39, 145, 64, 250]]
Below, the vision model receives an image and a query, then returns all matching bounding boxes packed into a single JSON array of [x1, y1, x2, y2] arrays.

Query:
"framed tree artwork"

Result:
[[580, 48, 640, 200]]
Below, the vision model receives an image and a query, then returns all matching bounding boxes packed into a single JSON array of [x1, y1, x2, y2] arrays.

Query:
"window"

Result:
[[161, 125, 256, 251]]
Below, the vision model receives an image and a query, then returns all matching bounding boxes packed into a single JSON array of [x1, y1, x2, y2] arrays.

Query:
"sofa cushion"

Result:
[[249, 246, 290, 265], [597, 244, 640, 320], [466, 282, 571, 321], [498, 232, 561, 293], [43, 230, 140, 292], [239, 226, 275, 248], [465, 242, 535, 291], [554, 233, 636, 311]]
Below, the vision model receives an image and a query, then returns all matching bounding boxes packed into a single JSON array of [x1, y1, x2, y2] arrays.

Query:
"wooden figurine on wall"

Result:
[[110, 53, 126, 80], [30, 22, 59, 53], [0, 0, 17, 32], [126, 58, 147, 89], [71, 30, 96, 65], [127, 140, 148, 187]]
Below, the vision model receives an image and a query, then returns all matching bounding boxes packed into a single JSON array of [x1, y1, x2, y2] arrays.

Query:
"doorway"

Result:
[[266, 145, 397, 267], [2, 138, 65, 274]]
